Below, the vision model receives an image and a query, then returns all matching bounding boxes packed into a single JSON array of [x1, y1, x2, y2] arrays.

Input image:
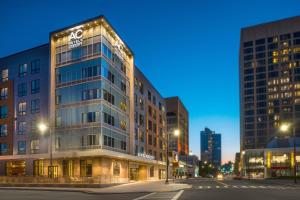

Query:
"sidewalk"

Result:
[[0, 180, 191, 194]]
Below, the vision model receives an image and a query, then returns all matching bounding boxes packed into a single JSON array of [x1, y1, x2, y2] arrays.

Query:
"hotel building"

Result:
[[240, 16, 300, 178], [0, 15, 167, 182]]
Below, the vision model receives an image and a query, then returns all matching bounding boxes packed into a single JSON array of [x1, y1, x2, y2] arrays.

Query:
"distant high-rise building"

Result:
[[240, 16, 300, 151], [165, 97, 189, 157], [200, 127, 221, 167]]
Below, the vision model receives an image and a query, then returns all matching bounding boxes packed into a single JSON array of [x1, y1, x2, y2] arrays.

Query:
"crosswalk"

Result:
[[194, 185, 297, 190]]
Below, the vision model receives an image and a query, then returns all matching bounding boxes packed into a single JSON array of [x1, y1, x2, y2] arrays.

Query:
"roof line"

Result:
[[0, 43, 49, 60]]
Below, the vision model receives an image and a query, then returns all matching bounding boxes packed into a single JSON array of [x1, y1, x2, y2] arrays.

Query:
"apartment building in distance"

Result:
[[165, 97, 189, 159], [0, 15, 168, 182], [240, 16, 300, 178], [200, 127, 221, 168]]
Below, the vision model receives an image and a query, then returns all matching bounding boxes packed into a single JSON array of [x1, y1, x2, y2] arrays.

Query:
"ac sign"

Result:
[[68, 29, 83, 49]]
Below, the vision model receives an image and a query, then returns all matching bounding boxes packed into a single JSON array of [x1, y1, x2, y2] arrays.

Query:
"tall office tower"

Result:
[[0, 15, 167, 182], [165, 97, 189, 158], [0, 45, 50, 176], [240, 16, 300, 151], [200, 127, 221, 168], [134, 67, 167, 168]]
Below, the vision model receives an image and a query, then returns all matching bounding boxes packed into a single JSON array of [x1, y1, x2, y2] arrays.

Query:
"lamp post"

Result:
[[38, 122, 53, 178], [166, 129, 180, 184], [279, 123, 297, 184]]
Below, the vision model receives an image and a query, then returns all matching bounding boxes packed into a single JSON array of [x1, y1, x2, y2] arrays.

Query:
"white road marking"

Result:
[[216, 186, 220, 188], [207, 186, 211, 189], [215, 180, 230, 186], [132, 192, 156, 200], [199, 186, 203, 189], [232, 185, 239, 188], [258, 186, 266, 188], [172, 190, 184, 200]]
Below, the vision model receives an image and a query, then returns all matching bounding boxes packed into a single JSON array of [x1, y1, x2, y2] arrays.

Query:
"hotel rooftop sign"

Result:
[[68, 29, 83, 49]]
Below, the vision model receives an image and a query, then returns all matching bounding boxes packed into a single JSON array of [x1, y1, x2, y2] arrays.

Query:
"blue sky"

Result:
[[1, 0, 300, 163]]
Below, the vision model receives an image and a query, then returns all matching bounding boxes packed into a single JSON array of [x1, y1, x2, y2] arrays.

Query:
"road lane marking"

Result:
[[215, 180, 230, 186], [232, 185, 239, 188], [133, 192, 156, 200], [249, 186, 257, 188], [172, 190, 184, 200], [216, 186, 220, 188], [207, 186, 211, 189], [199, 186, 203, 189], [258, 186, 266, 188]]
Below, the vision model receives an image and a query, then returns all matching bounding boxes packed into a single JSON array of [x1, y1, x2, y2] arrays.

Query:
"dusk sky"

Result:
[[1, 0, 300, 163]]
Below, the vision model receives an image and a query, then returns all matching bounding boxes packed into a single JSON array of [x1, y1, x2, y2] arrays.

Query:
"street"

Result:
[[1, 178, 300, 200]]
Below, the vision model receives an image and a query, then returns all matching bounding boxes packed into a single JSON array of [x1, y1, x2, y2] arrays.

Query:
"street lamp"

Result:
[[37, 122, 53, 178], [279, 122, 297, 184], [166, 129, 180, 184]]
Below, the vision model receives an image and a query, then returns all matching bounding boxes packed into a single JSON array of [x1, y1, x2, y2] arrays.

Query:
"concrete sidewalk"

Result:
[[0, 180, 191, 194]]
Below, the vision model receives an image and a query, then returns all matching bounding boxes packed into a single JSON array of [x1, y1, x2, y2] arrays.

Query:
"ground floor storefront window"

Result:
[[33, 160, 44, 176], [63, 160, 74, 177], [80, 160, 92, 177], [6, 161, 26, 176]]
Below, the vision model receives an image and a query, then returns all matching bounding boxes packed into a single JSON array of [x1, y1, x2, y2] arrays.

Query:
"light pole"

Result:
[[166, 129, 180, 184], [279, 123, 297, 184], [38, 122, 53, 178]]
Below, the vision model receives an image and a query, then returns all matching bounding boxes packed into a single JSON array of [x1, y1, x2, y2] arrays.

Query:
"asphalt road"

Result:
[[1, 178, 300, 200], [177, 178, 300, 200]]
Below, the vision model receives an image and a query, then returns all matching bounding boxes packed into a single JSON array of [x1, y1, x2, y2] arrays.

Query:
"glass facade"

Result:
[[52, 21, 131, 154]]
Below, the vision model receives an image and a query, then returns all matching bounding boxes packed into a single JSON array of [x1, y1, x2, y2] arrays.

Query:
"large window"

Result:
[[82, 89, 101, 101], [0, 124, 7, 137], [104, 135, 115, 147], [18, 121, 26, 135], [31, 79, 40, 94], [33, 160, 44, 176], [103, 112, 115, 126], [80, 160, 92, 177], [0, 143, 8, 155], [102, 43, 112, 59], [82, 112, 100, 123], [103, 89, 115, 105], [1, 69, 8, 82], [31, 59, 40, 74], [30, 139, 39, 154], [0, 106, 8, 119], [31, 99, 40, 114], [18, 141, 26, 154], [0, 88, 8, 100], [18, 102, 27, 116], [19, 64, 27, 77], [18, 83, 27, 97]]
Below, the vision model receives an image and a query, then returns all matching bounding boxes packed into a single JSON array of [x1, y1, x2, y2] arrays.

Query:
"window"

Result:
[[55, 95, 61, 105], [18, 121, 26, 135], [19, 64, 27, 77], [31, 59, 40, 74], [121, 141, 126, 150], [1, 69, 8, 82], [121, 82, 126, 93], [18, 102, 26, 116], [33, 160, 44, 176], [31, 99, 40, 114], [0, 124, 7, 137], [18, 83, 27, 97], [0, 143, 8, 155], [102, 44, 112, 59], [87, 135, 96, 146], [108, 71, 115, 83], [31, 79, 40, 94], [0, 106, 8, 119], [152, 96, 156, 105], [103, 135, 115, 147], [82, 66, 99, 78], [82, 112, 100, 123], [80, 160, 92, 177], [103, 112, 115, 126], [0, 88, 8, 100], [82, 89, 101, 101], [148, 90, 151, 101], [103, 89, 115, 105], [31, 139, 39, 154], [18, 141, 26, 154]]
